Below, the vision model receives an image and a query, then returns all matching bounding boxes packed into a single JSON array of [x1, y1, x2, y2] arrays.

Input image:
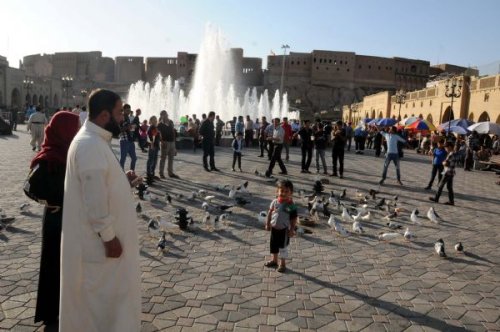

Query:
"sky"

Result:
[[1, 0, 499, 74]]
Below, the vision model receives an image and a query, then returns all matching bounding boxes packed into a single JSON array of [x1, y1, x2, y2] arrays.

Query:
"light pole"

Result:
[[350, 103, 358, 124], [62, 75, 73, 107], [444, 77, 462, 134], [394, 89, 406, 121], [23, 77, 34, 103], [279, 44, 290, 96], [81, 89, 88, 105]]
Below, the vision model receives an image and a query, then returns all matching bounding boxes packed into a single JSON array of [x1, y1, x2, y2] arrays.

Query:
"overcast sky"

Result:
[[1, 0, 499, 73]]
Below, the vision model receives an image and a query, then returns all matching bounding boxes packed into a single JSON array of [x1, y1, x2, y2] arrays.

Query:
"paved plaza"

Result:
[[1, 126, 499, 332]]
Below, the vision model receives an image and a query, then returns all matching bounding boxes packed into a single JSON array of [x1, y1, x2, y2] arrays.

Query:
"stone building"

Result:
[[343, 73, 500, 126], [266, 50, 430, 120]]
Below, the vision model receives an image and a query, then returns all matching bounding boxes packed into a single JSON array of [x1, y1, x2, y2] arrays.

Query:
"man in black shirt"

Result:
[[199, 111, 219, 172], [294, 120, 313, 173], [331, 121, 346, 178], [157, 110, 179, 179]]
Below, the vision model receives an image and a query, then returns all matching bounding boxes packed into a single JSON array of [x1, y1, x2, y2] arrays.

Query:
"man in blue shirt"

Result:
[[425, 139, 446, 190], [378, 126, 406, 185]]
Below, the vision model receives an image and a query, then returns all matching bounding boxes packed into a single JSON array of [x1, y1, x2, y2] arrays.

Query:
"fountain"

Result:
[[127, 24, 298, 124]]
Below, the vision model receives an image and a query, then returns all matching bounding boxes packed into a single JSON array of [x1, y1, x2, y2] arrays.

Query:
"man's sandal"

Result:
[[264, 261, 278, 268]]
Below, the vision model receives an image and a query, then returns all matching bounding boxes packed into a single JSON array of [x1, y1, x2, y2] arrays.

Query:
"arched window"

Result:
[[426, 114, 433, 123], [478, 111, 490, 122], [468, 112, 474, 121], [442, 106, 454, 123]]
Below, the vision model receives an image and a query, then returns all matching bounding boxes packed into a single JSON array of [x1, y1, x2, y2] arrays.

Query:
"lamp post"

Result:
[[62, 75, 73, 107], [80, 89, 88, 105], [23, 77, 34, 102], [279, 44, 290, 96], [394, 89, 406, 121], [350, 103, 358, 124], [444, 77, 462, 134]]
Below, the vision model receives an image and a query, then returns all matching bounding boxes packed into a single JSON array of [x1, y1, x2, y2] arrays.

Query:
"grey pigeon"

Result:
[[157, 232, 167, 251], [434, 239, 446, 257]]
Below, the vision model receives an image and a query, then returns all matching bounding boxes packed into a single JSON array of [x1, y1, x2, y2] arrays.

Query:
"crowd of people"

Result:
[[20, 88, 500, 331]]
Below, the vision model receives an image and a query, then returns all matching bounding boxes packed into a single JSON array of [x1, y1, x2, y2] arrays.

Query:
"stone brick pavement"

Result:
[[1, 126, 499, 331]]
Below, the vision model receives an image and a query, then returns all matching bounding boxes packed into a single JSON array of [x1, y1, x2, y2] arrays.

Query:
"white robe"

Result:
[[60, 121, 141, 332]]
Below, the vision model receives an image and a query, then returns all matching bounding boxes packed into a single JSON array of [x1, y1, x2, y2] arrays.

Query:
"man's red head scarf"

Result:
[[30, 111, 80, 169]]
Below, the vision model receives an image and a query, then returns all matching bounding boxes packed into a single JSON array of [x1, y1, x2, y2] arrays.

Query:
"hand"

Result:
[[288, 229, 296, 237], [265, 223, 271, 231], [104, 236, 122, 258]]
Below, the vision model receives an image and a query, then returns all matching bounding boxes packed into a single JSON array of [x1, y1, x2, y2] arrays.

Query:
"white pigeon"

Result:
[[219, 213, 231, 225], [203, 212, 213, 229], [19, 203, 31, 212], [357, 204, 368, 215], [355, 190, 364, 198], [410, 209, 421, 225], [378, 232, 401, 241], [327, 214, 336, 228], [236, 181, 249, 194], [352, 212, 363, 222], [361, 211, 372, 221], [352, 221, 364, 234], [204, 195, 216, 203], [403, 227, 414, 241], [257, 211, 268, 224], [427, 207, 439, 224], [296, 227, 305, 237], [341, 207, 353, 222], [197, 189, 207, 197], [202, 202, 210, 211], [228, 187, 236, 199], [434, 239, 446, 257], [334, 220, 349, 237]]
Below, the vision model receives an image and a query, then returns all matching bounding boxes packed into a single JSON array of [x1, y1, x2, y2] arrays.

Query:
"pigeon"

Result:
[[214, 215, 222, 231], [327, 214, 336, 228], [0, 223, 5, 233], [236, 181, 249, 194], [157, 232, 167, 251], [0, 216, 15, 228], [328, 191, 336, 205], [386, 221, 403, 230], [352, 221, 364, 234], [356, 204, 368, 215], [204, 195, 216, 203], [427, 207, 439, 224], [219, 213, 231, 225], [258, 211, 268, 224], [434, 239, 446, 257], [214, 183, 230, 191], [201, 202, 210, 211], [355, 190, 364, 198], [228, 187, 236, 199], [383, 211, 398, 221], [235, 197, 250, 206], [0, 208, 6, 218], [339, 188, 347, 199], [188, 192, 197, 201], [197, 189, 207, 197], [403, 227, 414, 241], [217, 204, 234, 212], [375, 198, 386, 208], [334, 219, 349, 237], [148, 219, 160, 235], [143, 191, 151, 201], [393, 195, 399, 203], [410, 209, 421, 225], [165, 193, 172, 204], [322, 204, 331, 217], [352, 212, 363, 222], [369, 189, 379, 200], [341, 207, 353, 222], [136, 202, 142, 214], [20, 203, 31, 213], [203, 212, 213, 230], [296, 227, 305, 237], [175, 193, 185, 200], [454, 242, 464, 253], [361, 211, 372, 221], [378, 232, 401, 241]]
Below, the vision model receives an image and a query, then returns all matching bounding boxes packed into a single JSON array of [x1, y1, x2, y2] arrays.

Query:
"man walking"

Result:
[[199, 111, 219, 172], [378, 126, 407, 185], [282, 117, 293, 161], [265, 118, 287, 177], [158, 110, 179, 179], [27, 106, 48, 151], [60, 89, 141, 332], [331, 121, 346, 178], [295, 120, 313, 173], [118, 104, 137, 171]]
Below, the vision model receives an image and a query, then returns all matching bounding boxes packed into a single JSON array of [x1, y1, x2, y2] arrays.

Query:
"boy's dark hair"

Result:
[[208, 111, 215, 118], [123, 103, 131, 110], [304, 119, 310, 124], [88, 89, 121, 120], [277, 179, 294, 192], [236, 132, 243, 137], [445, 142, 454, 148]]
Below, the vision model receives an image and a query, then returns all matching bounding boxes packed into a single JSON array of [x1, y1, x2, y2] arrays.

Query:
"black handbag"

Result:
[[23, 162, 61, 206]]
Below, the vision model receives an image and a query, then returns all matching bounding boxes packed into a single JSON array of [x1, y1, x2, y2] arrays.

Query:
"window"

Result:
[[337, 68, 340, 71], [340, 61, 343, 64], [420, 101, 423, 107], [358, 65, 362, 69], [316, 66, 319, 70], [345, 61, 348, 65], [319, 59, 323, 63], [412, 102, 415, 108], [291, 61, 294, 65], [334, 60, 337, 65], [313, 58, 316, 63], [378, 66, 381, 70], [326, 67, 329, 70], [303, 61, 306, 65], [368, 65, 371, 69], [329, 59, 332, 63], [347, 68, 350, 72], [430, 100, 432, 106]]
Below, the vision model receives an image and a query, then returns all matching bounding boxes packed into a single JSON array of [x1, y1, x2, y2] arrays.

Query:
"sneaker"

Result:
[[204, 167, 211, 172], [429, 197, 437, 202], [444, 202, 455, 206], [239, 168, 243, 172], [232, 168, 236, 172], [264, 261, 278, 268], [379, 179, 385, 185], [159, 174, 166, 179], [211, 167, 220, 172], [265, 170, 272, 178], [339, 175, 344, 179], [278, 171, 288, 175], [168, 173, 180, 179], [397, 180, 403, 186]]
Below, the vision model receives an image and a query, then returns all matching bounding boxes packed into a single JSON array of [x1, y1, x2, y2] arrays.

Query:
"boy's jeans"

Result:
[[381, 153, 400, 181]]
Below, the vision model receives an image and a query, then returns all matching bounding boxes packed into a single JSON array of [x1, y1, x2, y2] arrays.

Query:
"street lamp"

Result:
[[62, 75, 73, 107], [350, 103, 358, 124], [279, 44, 290, 96], [81, 89, 88, 104], [23, 77, 34, 102], [444, 77, 462, 134], [394, 89, 406, 121]]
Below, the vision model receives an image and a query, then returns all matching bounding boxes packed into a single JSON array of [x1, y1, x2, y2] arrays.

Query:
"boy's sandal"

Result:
[[264, 261, 278, 268], [277, 265, 286, 273]]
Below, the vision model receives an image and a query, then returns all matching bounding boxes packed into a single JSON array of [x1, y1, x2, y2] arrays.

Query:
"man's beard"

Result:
[[105, 116, 121, 137]]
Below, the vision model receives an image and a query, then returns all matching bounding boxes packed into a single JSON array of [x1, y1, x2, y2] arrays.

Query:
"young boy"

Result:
[[429, 141, 457, 205], [265, 180, 298, 273], [232, 132, 243, 172], [146, 116, 160, 185], [314, 123, 328, 174], [425, 139, 446, 190]]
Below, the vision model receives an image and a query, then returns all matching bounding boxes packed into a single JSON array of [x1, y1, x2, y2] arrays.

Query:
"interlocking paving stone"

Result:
[[1, 127, 500, 331]]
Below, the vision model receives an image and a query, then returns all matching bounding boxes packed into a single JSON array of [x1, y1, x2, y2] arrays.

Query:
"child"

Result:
[[425, 139, 446, 190], [314, 123, 328, 174], [138, 119, 149, 153], [232, 132, 243, 172], [146, 116, 160, 185], [265, 180, 298, 273], [429, 142, 457, 205]]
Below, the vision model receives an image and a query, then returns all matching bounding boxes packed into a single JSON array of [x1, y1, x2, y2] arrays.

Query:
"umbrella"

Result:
[[368, 118, 381, 126], [467, 122, 500, 135], [399, 116, 420, 126], [405, 119, 437, 131], [362, 118, 373, 124], [439, 118, 474, 131], [376, 118, 398, 127], [444, 125, 468, 135]]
